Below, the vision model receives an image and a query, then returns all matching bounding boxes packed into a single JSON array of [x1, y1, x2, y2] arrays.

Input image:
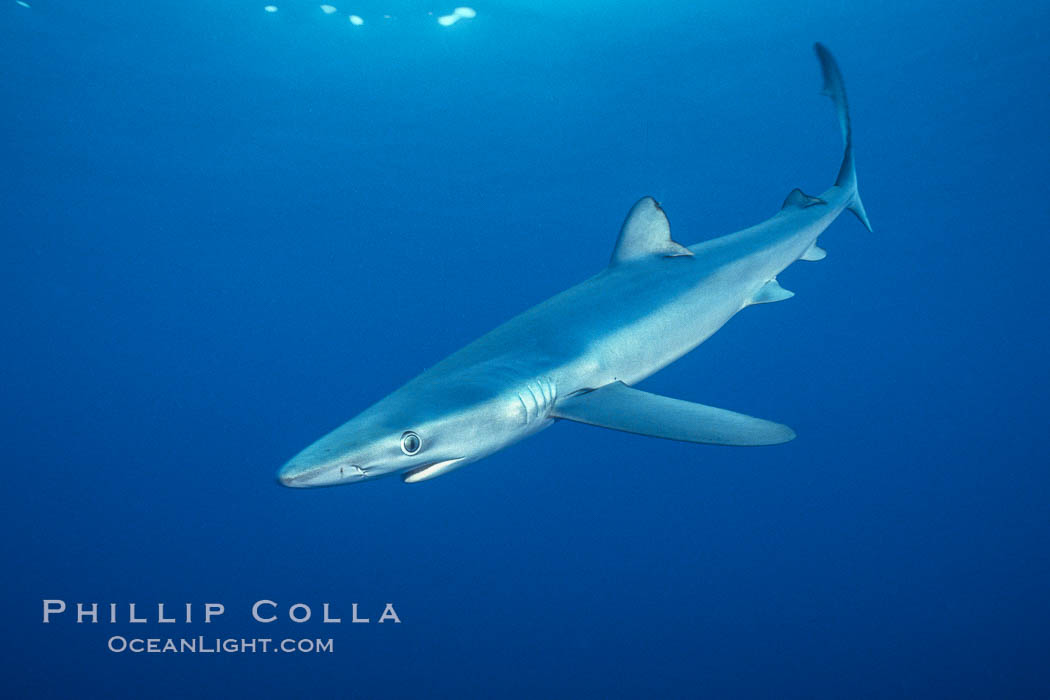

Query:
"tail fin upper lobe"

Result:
[[814, 43, 872, 232]]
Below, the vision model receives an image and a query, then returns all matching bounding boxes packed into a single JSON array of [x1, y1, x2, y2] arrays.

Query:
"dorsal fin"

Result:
[[610, 197, 693, 266], [781, 188, 827, 210]]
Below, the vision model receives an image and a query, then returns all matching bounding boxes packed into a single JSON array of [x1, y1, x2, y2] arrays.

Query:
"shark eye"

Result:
[[400, 431, 422, 456]]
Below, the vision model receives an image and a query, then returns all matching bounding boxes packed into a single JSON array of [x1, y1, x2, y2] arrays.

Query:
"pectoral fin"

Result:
[[551, 382, 795, 446]]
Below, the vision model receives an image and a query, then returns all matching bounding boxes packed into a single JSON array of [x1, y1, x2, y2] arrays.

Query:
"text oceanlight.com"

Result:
[[107, 636, 334, 654], [42, 599, 400, 654]]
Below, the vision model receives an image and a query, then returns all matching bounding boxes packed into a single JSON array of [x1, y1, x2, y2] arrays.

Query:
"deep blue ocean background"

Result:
[[3, 1, 1049, 697]]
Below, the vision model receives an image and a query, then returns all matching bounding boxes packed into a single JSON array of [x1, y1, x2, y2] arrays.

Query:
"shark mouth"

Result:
[[402, 458, 465, 484]]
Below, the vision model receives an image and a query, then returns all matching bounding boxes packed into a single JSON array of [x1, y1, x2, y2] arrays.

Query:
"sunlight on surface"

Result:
[[438, 6, 476, 26]]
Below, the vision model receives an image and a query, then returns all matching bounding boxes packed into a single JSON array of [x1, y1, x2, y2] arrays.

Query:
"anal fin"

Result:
[[800, 242, 826, 261], [750, 278, 794, 305], [551, 382, 795, 446]]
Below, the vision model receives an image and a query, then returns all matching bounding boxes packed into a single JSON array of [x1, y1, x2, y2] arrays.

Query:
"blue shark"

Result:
[[278, 44, 870, 488]]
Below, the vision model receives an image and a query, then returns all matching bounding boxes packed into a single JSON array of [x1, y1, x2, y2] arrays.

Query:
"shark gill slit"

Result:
[[517, 393, 531, 425], [517, 377, 556, 427], [527, 385, 540, 416]]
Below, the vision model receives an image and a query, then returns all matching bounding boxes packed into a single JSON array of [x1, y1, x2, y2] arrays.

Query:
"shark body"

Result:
[[278, 44, 870, 488]]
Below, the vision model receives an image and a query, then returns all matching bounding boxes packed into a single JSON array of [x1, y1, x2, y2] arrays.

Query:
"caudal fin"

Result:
[[814, 43, 872, 232]]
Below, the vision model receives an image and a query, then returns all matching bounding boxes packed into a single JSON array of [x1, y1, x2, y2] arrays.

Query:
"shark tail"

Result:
[[814, 43, 872, 232]]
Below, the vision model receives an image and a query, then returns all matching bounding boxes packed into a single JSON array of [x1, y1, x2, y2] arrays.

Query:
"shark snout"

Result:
[[277, 461, 325, 488], [277, 459, 367, 488]]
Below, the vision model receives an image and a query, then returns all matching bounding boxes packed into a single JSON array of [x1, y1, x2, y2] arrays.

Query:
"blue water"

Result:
[[3, 1, 1049, 697]]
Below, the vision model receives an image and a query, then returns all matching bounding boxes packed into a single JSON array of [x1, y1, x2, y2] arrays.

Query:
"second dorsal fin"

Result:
[[610, 197, 693, 266], [782, 188, 827, 210]]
